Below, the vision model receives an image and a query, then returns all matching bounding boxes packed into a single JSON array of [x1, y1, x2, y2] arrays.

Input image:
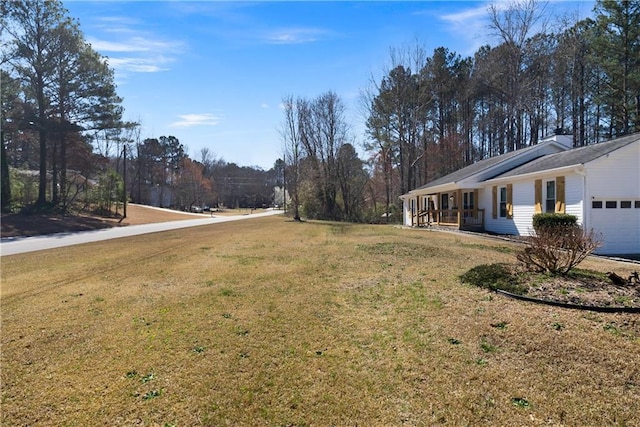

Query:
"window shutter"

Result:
[[534, 179, 542, 214], [556, 176, 565, 213], [492, 186, 497, 219], [506, 184, 513, 219]]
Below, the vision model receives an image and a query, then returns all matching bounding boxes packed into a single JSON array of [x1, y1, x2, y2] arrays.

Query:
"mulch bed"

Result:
[[504, 264, 640, 310], [525, 274, 640, 309]]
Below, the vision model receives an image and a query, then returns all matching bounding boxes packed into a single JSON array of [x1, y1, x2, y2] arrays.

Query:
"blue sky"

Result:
[[64, 1, 595, 170]]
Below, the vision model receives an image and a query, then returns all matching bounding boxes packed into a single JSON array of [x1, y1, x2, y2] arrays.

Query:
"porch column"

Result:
[[409, 199, 414, 227], [473, 189, 480, 228], [456, 189, 462, 227]]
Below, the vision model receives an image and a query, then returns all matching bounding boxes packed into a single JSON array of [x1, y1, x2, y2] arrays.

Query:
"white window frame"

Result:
[[545, 180, 556, 213], [499, 186, 507, 218]]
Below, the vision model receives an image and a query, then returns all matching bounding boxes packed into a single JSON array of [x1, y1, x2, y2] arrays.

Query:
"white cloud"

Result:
[[260, 103, 269, 109], [106, 57, 170, 73], [95, 16, 142, 28], [89, 39, 141, 53], [437, 2, 494, 55], [265, 27, 330, 45], [440, 4, 490, 25], [170, 114, 222, 128], [85, 17, 186, 76], [89, 36, 183, 54]]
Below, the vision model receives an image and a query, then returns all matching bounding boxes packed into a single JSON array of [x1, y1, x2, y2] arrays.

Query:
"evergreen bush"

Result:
[[532, 213, 577, 231]]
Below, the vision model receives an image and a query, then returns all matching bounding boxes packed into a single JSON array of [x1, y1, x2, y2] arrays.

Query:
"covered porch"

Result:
[[407, 189, 484, 231]]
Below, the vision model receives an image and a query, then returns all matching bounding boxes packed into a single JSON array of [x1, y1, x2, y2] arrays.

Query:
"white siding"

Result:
[[483, 172, 585, 237], [482, 185, 521, 235], [585, 142, 639, 199], [480, 187, 499, 233], [584, 143, 640, 255], [512, 181, 536, 236], [565, 174, 584, 223]]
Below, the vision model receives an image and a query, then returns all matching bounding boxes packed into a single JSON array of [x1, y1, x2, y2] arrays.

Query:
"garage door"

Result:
[[590, 200, 640, 256]]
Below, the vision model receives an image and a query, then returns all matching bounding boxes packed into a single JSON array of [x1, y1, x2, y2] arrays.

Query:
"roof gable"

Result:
[[493, 133, 640, 179], [408, 137, 567, 194]]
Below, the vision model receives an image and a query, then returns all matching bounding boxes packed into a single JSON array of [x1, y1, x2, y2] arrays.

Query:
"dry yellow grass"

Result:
[[1, 217, 639, 426]]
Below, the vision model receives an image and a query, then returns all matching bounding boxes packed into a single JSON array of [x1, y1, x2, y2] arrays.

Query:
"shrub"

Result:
[[517, 224, 602, 276], [532, 213, 577, 231], [459, 263, 527, 295]]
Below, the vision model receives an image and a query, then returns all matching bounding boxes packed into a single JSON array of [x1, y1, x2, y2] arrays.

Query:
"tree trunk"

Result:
[[1, 130, 11, 212]]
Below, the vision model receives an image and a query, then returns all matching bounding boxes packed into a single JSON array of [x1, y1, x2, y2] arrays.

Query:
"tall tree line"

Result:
[[0, 1, 289, 215], [1, 0, 124, 210], [363, 0, 639, 217]]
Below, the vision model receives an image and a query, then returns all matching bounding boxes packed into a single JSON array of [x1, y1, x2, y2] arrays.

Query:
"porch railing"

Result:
[[414, 209, 484, 230]]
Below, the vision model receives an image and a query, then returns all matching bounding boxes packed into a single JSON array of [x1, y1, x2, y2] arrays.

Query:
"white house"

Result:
[[400, 133, 640, 256]]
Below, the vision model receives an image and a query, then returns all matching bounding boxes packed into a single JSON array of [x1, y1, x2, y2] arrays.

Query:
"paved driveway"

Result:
[[0, 210, 282, 256]]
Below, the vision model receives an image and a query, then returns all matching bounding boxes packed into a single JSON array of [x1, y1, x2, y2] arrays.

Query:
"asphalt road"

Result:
[[0, 210, 282, 256]]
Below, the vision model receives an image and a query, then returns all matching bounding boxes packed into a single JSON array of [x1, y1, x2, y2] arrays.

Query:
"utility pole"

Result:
[[122, 143, 127, 219]]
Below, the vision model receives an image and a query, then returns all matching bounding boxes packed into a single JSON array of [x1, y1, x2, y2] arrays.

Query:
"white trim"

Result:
[[484, 165, 582, 185]]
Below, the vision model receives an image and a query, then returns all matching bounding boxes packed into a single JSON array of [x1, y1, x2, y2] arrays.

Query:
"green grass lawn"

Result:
[[2, 216, 639, 426]]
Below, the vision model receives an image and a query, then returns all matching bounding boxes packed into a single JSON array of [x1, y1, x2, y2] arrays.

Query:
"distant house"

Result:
[[400, 133, 640, 256]]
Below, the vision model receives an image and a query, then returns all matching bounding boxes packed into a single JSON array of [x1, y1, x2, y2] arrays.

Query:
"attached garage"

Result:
[[583, 137, 640, 256], [589, 200, 640, 256]]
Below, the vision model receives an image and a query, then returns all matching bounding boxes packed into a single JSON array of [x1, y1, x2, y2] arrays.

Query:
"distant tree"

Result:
[[208, 163, 272, 209], [280, 95, 302, 221], [134, 138, 163, 204], [336, 143, 368, 222], [199, 147, 218, 178], [3, 0, 71, 206], [91, 168, 122, 215], [3, 0, 124, 209], [272, 158, 286, 207], [174, 157, 212, 210], [1, 71, 23, 211], [298, 91, 351, 220], [421, 47, 475, 174], [366, 64, 420, 214], [159, 135, 186, 200], [487, 0, 548, 150], [590, 0, 640, 136]]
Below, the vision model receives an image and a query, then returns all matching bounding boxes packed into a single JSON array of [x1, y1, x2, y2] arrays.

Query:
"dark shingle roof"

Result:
[[413, 143, 546, 191], [494, 133, 640, 179]]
